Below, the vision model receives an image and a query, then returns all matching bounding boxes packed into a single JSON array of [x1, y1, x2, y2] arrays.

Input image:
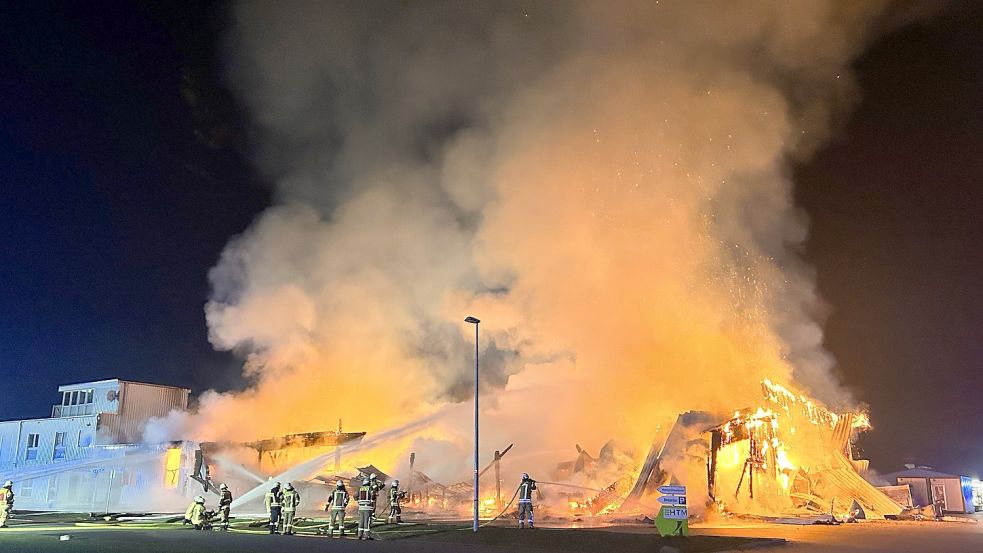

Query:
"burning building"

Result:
[[0, 376, 912, 523], [0, 2, 935, 527], [624, 380, 903, 520], [0, 379, 368, 514], [205, 426, 366, 474]]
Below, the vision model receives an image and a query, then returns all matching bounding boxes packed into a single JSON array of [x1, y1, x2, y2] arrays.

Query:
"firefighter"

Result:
[[183, 496, 196, 525], [387, 480, 406, 524], [1, 480, 13, 528], [187, 496, 207, 530], [281, 482, 301, 535], [356, 477, 376, 540], [217, 483, 233, 531], [265, 482, 283, 534], [369, 473, 385, 520], [327, 479, 350, 537], [518, 473, 536, 529]]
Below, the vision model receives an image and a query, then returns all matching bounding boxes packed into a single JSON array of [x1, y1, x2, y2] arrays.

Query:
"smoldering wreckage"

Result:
[[2, 377, 968, 533]]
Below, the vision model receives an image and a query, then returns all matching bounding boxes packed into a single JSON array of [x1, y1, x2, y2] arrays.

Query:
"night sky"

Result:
[[1, 2, 981, 475]]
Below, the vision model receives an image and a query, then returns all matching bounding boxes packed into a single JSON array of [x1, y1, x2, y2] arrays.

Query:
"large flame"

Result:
[[143, 1, 903, 516]]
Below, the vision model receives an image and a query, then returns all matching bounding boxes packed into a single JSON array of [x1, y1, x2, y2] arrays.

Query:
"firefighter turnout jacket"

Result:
[[219, 489, 233, 510], [357, 484, 375, 511], [265, 487, 282, 511], [282, 487, 301, 511], [330, 487, 350, 510], [519, 479, 537, 504]]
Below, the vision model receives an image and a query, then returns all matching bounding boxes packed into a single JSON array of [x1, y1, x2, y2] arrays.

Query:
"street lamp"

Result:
[[464, 315, 481, 533]]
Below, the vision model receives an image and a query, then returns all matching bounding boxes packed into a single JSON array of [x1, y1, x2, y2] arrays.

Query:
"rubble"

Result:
[[620, 380, 903, 521]]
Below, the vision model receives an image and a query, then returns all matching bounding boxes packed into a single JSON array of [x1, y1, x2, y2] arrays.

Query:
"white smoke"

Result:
[[148, 1, 907, 486]]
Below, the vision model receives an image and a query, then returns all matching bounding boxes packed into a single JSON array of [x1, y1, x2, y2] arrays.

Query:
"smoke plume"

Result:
[[149, 0, 900, 485]]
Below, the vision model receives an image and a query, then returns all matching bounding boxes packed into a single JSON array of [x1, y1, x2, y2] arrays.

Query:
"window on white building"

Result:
[[20, 479, 34, 499], [59, 389, 95, 416], [47, 474, 60, 502], [25, 433, 40, 461], [53, 432, 67, 460]]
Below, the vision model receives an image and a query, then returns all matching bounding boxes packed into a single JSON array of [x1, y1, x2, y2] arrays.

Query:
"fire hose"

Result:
[[534, 480, 660, 513], [475, 484, 522, 529], [230, 479, 658, 538], [455, 479, 659, 531]]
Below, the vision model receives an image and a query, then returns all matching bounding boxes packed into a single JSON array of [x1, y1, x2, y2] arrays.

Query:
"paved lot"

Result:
[[1, 515, 981, 552], [688, 519, 983, 553], [0, 526, 768, 553], [0, 527, 482, 553], [0, 520, 770, 553]]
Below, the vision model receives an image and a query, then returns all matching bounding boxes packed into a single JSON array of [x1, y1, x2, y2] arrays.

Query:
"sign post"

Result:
[[655, 485, 688, 537]]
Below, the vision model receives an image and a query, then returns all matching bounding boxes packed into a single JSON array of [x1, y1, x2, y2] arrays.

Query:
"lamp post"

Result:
[[464, 315, 481, 533]]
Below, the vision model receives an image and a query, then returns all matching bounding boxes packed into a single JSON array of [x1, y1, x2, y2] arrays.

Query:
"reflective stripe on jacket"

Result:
[[265, 490, 282, 511], [357, 485, 374, 510], [189, 503, 206, 525], [282, 489, 301, 511], [519, 480, 536, 502], [331, 489, 349, 510]]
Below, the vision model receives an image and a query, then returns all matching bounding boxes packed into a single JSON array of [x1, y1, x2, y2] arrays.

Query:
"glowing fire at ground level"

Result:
[[179, 377, 903, 526], [0, 377, 951, 524]]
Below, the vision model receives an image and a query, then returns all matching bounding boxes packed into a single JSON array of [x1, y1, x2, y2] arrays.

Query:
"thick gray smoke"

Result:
[[148, 1, 907, 484]]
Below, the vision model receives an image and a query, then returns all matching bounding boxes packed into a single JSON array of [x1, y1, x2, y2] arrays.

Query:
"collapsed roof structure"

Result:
[[624, 380, 903, 520]]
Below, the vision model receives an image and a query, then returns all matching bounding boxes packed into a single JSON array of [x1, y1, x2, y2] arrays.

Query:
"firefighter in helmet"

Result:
[[187, 496, 208, 530], [327, 479, 350, 537], [1, 480, 14, 528], [281, 482, 301, 535], [369, 473, 384, 520], [265, 482, 283, 534], [387, 479, 406, 524], [518, 473, 536, 528], [217, 483, 233, 531], [356, 478, 376, 540]]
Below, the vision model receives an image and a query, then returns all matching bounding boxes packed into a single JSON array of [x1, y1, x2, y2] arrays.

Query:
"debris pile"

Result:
[[624, 380, 903, 520]]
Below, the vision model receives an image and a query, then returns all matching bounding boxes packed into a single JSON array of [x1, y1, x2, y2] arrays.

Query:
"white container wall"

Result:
[[0, 378, 192, 512]]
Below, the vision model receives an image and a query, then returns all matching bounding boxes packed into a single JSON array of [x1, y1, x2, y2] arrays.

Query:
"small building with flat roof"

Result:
[[880, 466, 975, 514], [0, 379, 190, 510]]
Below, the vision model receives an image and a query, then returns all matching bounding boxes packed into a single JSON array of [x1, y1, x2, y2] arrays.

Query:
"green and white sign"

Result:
[[655, 485, 689, 537], [655, 505, 689, 536]]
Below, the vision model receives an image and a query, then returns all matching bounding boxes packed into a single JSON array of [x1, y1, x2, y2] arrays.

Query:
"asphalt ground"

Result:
[[687, 519, 983, 553], [3, 512, 982, 552], [0, 512, 777, 553]]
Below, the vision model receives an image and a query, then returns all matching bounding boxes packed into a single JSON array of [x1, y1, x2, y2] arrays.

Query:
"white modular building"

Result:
[[880, 466, 977, 514], [0, 379, 194, 511]]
